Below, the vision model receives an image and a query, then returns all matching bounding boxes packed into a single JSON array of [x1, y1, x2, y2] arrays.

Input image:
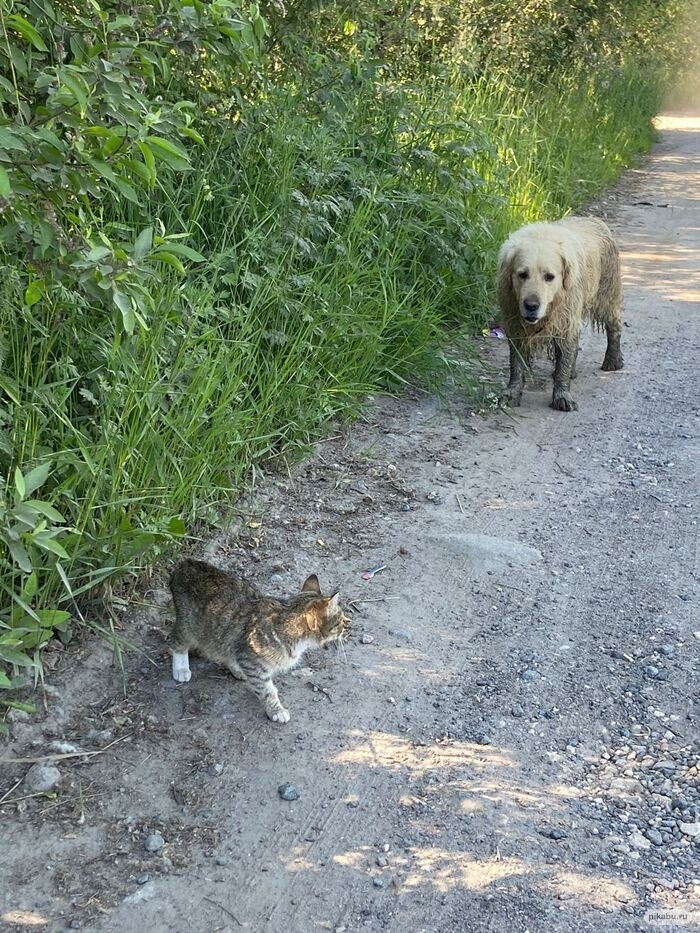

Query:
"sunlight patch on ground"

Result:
[[654, 113, 700, 132], [2, 911, 49, 927], [332, 730, 515, 773]]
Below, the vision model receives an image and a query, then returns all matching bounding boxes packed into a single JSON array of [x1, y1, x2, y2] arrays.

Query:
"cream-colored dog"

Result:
[[497, 216, 623, 411]]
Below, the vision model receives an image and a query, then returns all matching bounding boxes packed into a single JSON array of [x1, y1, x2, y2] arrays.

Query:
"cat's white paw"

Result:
[[172, 651, 191, 683], [268, 706, 290, 724]]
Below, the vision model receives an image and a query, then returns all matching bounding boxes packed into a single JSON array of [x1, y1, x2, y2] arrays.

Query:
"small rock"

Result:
[[278, 783, 300, 801], [388, 628, 412, 642], [511, 704, 525, 718], [629, 832, 651, 851], [23, 764, 62, 794], [679, 822, 700, 838], [538, 827, 567, 840], [475, 734, 492, 746], [124, 883, 156, 904], [6, 708, 30, 723], [644, 665, 660, 679], [373, 877, 384, 888], [360, 634, 374, 645], [645, 829, 664, 847], [48, 741, 80, 754], [520, 669, 539, 683], [144, 833, 165, 852], [209, 762, 224, 776], [269, 574, 285, 586], [136, 873, 150, 885], [215, 855, 229, 866], [376, 855, 389, 867], [660, 644, 674, 657]]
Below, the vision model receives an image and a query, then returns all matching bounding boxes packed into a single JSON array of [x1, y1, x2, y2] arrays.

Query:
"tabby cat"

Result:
[[168, 558, 347, 723]]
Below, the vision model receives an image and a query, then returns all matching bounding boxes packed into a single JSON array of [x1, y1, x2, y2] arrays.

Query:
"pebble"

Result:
[[511, 704, 525, 718], [539, 827, 567, 840], [278, 783, 300, 801], [644, 665, 660, 678], [360, 634, 374, 645], [23, 764, 62, 793], [645, 829, 664, 847], [475, 734, 492, 746], [136, 873, 150, 885], [376, 855, 389, 867], [629, 832, 651, 850], [520, 669, 539, 683], [215, 855, 229, 866], [144, 833, 165, 852], [679, 822, 700, 838], [373, 877, 384, 888], [209, 763, 224, 776]]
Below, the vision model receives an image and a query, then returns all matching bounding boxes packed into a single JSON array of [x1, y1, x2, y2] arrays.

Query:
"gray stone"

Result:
[[645, 829, 664, 846], [373, 877, 384, 888], [215, 855, 229, 866], [644, 665, 660, 678], [144, 833, 165, 852], [520, 669, 539, 683], [209, 762, 224, 776], [278, 783, 300, 801], [629, 831, 651, 850], [679, 822, 700, 838], [511, 704, 525, 718], [124, 883, 156, 904], [23, 764, 62, 794], [136, 873, 150, 885]]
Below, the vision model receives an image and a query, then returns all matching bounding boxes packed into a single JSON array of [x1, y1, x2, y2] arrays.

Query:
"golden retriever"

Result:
[[497, 216, 623, 411]]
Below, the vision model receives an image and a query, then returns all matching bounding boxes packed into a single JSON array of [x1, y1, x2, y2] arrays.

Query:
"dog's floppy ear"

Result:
[[561, 254, 571, 290], [497, 242, 517, 298]]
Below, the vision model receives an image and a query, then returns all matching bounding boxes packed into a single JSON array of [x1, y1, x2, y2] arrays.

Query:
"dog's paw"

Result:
[[601, 353, 623, 371], [267, 705, 291, 724], [551, 392, 578, 412], [172, 651, 191, 683], [172, 666, 192, 683]]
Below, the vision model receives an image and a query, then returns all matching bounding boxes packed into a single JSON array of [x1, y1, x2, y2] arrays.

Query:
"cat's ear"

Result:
[[325, 593, 340, 614], [301, 574, 321, 595]]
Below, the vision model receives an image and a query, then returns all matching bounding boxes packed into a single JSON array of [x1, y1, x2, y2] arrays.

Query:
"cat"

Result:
[[168, 558, 348, 723]]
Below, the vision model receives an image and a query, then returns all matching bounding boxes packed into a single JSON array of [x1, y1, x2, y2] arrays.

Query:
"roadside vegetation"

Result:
[[0, 0, 697, 691]]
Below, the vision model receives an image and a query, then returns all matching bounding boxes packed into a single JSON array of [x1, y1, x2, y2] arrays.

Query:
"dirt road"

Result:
[[1, 113, 698, 933]]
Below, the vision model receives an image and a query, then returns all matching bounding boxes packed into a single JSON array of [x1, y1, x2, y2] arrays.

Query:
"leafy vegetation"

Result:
[[0, 0, 696, 687]]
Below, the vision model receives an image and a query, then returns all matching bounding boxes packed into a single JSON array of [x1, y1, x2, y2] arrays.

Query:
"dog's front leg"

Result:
[[500, 339, 530, 407], [551, 338, 579, 411]]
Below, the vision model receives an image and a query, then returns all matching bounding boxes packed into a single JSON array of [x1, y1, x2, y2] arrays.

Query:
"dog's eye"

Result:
[[544, 272, 555, 282], [517, 271, 528, 281]]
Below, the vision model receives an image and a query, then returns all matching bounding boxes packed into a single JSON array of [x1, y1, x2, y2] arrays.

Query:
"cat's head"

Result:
[[299, 574, 348, 644]]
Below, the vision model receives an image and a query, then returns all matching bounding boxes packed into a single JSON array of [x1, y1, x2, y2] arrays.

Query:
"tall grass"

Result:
[[0, 48, 667, 686]]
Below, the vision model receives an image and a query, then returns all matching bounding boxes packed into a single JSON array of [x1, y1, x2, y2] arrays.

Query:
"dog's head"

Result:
[[499, 237, 570, 326]]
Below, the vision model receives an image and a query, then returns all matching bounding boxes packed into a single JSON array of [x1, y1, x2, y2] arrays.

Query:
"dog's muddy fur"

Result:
[[498, 216, 624, 411]]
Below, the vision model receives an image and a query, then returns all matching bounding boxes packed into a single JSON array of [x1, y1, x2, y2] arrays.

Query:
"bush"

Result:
[[0, 0, 693, 687]]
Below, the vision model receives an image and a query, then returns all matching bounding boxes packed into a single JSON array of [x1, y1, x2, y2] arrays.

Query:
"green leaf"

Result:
[[0, 166, 10, 198], [155, 242, 206, 262], [136, 140, 157, 185], [0, 127, 26, 151], [182, 126, 205, 146], [28, 500, 65, 523], [23, 462, 51, 496], [22, 571, 38, 599], [34, 609, 71, 629], [167, 517, 186, 537], [7, 540, 32, 573], [111, 176, 139, 204], [0, 672, 12, 688], [59, 69, 91, 117], [14, 467, 26, 500], [145, 136, 190, 171], [133, 226, 153, 260], [152, 251, 185, 274], [32, 535, 70, 560], [7, 14, 48, 51], [0, 374, 21, 404], [24, 279, 45, 307]]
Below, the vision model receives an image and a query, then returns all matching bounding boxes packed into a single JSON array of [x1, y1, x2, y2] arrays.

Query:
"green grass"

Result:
[[0, 53, 667, 688]]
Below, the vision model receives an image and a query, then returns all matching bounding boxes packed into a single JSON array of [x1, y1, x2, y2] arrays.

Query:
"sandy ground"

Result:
[[1, 113, 699, 933]]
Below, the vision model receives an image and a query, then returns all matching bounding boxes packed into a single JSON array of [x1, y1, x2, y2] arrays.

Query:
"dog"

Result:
[[497, 216, 623, 411]]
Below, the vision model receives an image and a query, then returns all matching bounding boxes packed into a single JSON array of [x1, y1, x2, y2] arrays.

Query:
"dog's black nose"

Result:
[[523, 297, 540, 313]]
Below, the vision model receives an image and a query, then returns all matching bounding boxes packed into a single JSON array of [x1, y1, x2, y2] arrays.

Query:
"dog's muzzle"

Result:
[[522, 296, 541, 323]]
